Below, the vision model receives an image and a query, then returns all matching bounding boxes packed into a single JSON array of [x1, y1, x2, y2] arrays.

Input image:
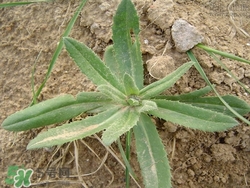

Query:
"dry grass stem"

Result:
[[228, 0, 250, 38]]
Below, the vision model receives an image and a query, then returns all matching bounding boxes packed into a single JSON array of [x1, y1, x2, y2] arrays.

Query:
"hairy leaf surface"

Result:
[[133, 114, 171, 188], [2, 93, 111, 131], [63, 37, 124, 93], [155, 86, 213, 100], [155, 86, 250, 117], [97, 85, 127, 104], [102, 107, 140, 145], [123, 73, 140, 96], [135, 100, 157, 113], [27, 107, 123, 149], [159, 95, 250, 117], [139, 62, 194, 99], [150, 100, 238, 131], [112, 0, 143, 89], [104, 45, 120, 77]]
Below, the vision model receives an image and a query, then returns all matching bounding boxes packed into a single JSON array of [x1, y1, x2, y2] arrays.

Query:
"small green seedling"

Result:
[[2, 0, 250, 187]]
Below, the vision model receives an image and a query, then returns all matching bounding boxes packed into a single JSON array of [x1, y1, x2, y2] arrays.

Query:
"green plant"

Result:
[[187, 45, 250, 126], [192, 43, 250, 95], [0, 0, 87, 106], [0, 0, 52, 8], [2, 0, 250, 187]]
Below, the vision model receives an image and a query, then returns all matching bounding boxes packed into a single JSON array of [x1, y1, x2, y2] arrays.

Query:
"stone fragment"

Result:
[[146, 55, 176, 79], [171, 19, 204, 52]]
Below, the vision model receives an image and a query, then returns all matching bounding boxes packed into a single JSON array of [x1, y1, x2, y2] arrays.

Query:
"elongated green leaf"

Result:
[[0, 1, 51, 8], [27, 107, 122, 149], [63, 37, 124, 93], [155, 86, 213, 100], [150, 100, 238, 131], [102, 107, 140, 145], [188, 96, 250, 117], [123, 73, 140, 96], [197, 43, 250, 65], [161, 95, 250, 117], [133, 114, 171, 188], [32, 0, 87, 105], [2, 92, 112, 131], [97, 85, 127, 104], [139, 62, 194, 99], [155, 86, 250, 117], [112, 0, 143, 89], [187, 50, 250, 125]]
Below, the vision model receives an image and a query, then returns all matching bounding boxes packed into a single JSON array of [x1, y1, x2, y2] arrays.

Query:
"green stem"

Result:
[[0, 1, 51, 8], [117, 138, 136, 185], [125, 130, 132, 188], [31, 51, 42, 105]]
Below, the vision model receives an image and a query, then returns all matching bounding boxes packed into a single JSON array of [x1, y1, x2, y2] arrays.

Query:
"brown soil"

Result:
[[1, 0, 250, 187]]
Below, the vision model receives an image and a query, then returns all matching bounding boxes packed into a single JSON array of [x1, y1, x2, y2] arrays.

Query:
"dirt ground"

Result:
[[1, 0, 250, 187]]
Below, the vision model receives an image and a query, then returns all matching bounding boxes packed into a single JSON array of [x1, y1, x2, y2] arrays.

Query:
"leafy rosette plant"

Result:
[[2, 0, 250, 187]]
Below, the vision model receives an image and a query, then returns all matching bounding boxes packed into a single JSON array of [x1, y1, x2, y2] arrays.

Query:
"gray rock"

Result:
[[171, 19, 204, 52]]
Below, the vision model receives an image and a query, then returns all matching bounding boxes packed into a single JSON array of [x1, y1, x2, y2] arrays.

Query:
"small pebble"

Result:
[[171, 19, 204, 52]]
